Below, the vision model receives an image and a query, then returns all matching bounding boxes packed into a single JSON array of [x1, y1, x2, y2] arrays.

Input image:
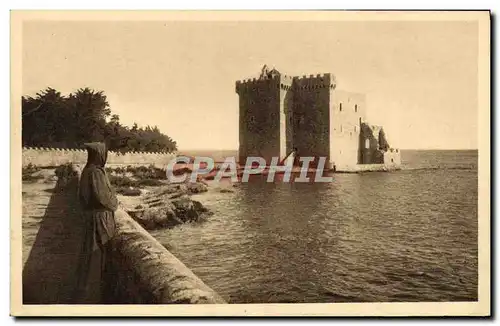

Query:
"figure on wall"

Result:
[[73, 142, 118, 304]]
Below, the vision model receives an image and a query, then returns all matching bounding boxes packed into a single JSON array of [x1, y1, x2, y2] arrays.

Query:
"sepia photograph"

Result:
[[10, 10, 490, 317]]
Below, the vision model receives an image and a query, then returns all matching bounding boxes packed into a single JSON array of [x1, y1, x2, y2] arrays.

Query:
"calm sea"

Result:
[[151, 150, 478, 303]]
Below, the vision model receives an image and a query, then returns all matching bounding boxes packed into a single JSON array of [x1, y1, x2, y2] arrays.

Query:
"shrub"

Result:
[[109, 174, 164, 188], [22, 164, 44, 182], [106, 166, 126, 174], [55, 163, 78, 180], [126, 164, 166, 180], [116, 186, 142, 196], [22, 174, 44, 182], [136, 178, 164, 187], [22, 163, 42, 181], [23, 163, 40, 174], [109, 175, 135, 187], [54, 163, 79, 190]]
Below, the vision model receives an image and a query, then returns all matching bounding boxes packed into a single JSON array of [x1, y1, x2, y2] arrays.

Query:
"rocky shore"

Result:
[[119, 181, 213, 230], [22, 163, 217, 235]]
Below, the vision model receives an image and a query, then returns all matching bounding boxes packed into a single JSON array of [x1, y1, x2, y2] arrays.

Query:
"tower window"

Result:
[[365, 139, 370, 149], [339, 103, 343, 112], [354, 126, 357, 132], [355, 104, 358, 112], [340, 124, 343, 132]]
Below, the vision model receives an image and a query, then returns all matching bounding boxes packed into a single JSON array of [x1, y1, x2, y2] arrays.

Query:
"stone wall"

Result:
[[109, 209, 226, 304], [335, 163, 401, 173], [383, 148, 402, 167], [22, 147, 177, 168]]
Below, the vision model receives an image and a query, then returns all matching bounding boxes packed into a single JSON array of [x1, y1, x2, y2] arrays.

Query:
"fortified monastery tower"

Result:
[[235, 65, 401, 171]]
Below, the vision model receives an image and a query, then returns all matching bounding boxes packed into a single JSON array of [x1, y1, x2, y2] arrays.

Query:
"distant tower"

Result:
[[235, 65, 290, 164]]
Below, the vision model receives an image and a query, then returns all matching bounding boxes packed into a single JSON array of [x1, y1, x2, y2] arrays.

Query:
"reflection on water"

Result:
[[151, 150, 478, 303]]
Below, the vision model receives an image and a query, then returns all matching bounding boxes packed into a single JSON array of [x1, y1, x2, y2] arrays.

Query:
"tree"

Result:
[[22, 88, 68, 147], [21, 87, 178, 153]]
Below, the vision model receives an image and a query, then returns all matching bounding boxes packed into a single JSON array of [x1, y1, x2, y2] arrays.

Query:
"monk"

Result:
[[73, 142, 118, 304]]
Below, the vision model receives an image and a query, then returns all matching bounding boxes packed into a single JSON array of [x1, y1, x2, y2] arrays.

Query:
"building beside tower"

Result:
[[235, 65, 401, 171]]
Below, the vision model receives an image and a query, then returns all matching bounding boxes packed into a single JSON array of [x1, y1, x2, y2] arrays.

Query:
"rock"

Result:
[[164, 183, 188, 194], [168, 192, 185, 200], [125, 184, 212, 230], [171, 197, 198, 222], [185, 182, 208, 194], [171, 197, 210, 222], [192, 200, 209, 213], [128, 202, 182, 229], [198, 178, 209, 186], [144, 185, 184, 203], [219, 188, 234, 193], [172, 166, 192, 176]]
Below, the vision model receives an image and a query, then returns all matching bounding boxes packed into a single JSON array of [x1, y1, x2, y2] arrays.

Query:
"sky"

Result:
[[22, 20, 479, 150]]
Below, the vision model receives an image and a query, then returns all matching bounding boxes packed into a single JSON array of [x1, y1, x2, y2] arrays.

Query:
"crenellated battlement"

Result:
[[23, 146, 86, 152], [293, 73, 332, 81], [235, 75, 280, 93], [235, 75, 280, 84], [236, 69, 337, 93], [22, 146, 177, 167], [22, 146, 174, 156], [293, 73, 336, 90]]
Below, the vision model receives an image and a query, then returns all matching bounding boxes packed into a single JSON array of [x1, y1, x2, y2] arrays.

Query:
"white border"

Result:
[[4, 2, 496, 324]]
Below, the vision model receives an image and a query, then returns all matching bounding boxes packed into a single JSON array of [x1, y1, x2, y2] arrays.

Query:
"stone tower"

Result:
[[235, 65, 400, 170], [235, 67, 291, 164], [291, 73, 335, 167]]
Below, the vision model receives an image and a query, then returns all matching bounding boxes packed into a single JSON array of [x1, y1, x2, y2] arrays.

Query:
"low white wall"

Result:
[[22, 147, 177, 168]]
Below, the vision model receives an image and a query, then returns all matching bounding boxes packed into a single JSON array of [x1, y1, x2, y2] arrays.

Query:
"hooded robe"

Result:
[[73, 142, 118, 304]]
